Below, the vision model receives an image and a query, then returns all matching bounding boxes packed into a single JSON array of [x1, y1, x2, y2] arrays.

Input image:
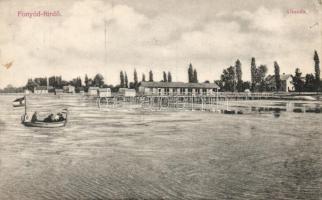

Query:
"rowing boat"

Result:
[[21, 110, 68, 128], [20, 95, 68, 128]]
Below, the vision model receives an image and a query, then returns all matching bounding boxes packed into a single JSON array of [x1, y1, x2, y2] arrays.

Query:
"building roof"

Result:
[[88, 87, 99, 90], [140, 81, 220, 89], [280, 74, 292, 81], [64, 85, 75, 88], [266, 74, 292, 82], [34, 86, 48, 90], [98, 88, 111, 92], [119, 88, 135, 92]]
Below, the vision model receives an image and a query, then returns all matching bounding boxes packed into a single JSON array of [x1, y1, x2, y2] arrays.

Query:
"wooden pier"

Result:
[[96, 92, 282, 112]]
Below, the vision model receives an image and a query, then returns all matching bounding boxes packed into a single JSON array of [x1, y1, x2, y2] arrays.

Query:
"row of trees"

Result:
[[291, 50, 320, 92], [214, 50, 320, 92], [188, 63, 198, 83], [119, 69, 173, 88], [215, 59, 251, 92], [22, 69, 175, 93], [3, 50, 320, 93], [119, 69, 139, 89], [24, 73, 107, 92]]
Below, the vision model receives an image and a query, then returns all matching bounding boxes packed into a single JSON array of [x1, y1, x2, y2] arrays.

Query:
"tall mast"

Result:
[[104, 20, 107, 64]]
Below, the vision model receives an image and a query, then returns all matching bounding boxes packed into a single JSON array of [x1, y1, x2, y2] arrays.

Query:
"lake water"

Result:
[[0, 94, 321, 200]]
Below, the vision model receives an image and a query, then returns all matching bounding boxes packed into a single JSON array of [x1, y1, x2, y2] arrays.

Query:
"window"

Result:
[[202, 89, 207, 95], [180, 88, 185, 94], [165, 88, 169, 95], [188, 88, 192, 95]]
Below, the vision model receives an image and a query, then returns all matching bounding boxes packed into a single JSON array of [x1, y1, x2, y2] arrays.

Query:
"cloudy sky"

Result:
[[0, 0, 321, 88]]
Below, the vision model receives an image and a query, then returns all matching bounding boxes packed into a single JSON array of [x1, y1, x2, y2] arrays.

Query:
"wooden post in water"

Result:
[[97, 97, 101, 109], [24, 95, 27, 116], [201, 97, 204, 111], [192, 96, 194, 111], [226, 99, 229, 110]]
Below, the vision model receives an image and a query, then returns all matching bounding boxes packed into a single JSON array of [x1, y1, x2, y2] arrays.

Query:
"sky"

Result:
[[0, 0, 321, 88]]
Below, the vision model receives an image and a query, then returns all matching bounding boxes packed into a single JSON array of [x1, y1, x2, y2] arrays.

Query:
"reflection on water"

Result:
[[0, 94, 321, 200]]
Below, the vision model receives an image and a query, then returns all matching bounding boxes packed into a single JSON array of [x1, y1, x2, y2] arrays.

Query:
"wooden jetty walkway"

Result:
[[96, 92, 283, 111]]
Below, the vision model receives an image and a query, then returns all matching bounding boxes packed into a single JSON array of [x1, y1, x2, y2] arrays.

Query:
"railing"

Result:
[[138, 92, 278, 97]]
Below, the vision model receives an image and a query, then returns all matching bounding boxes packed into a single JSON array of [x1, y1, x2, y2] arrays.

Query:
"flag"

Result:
[[13, 96, 25, 103]]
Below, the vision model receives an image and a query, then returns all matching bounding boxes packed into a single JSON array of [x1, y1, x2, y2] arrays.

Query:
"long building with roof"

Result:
[[138, 81, 220, 96]]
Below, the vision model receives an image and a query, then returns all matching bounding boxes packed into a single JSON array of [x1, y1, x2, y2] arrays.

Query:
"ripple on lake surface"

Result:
[[0, 94, 321, 200]]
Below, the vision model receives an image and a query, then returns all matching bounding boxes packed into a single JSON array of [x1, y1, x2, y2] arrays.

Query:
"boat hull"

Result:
[[22, 120, 66, 128], [21, 110, 68, 128]]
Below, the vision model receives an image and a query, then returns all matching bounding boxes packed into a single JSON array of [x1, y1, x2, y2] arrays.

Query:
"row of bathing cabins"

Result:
[[92, 82, 220, 98], [29, 82, 220, 97], [95, 82, 221, 109]]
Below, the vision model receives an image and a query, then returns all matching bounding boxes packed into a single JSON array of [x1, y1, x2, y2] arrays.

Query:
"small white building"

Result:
[[118, 88, 136, 97], [34, 86, 48, 94], [266, 74, 294, 92], [281, 74, 294, 92], [63, 85, 75, 93], [98, 88, 112, 98], [88, 87, 99, 96], [24, 89, 31, 94]]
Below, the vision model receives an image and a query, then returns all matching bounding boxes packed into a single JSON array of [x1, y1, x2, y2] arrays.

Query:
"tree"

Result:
[[243, 81, 251, 91], [193, 69, 198, 83], [124, 72, 128, 88], [291, 68, 304, 93], [25, 79, 37, 91], [214, 80, 224, 91], [134, 69, 138, 85], [251, 57, 256, 91], [235, 59, 243, 92], [304, 73, 315, 92], [49, 76, 56, 87], [257, 65, 268, 80], [149, 70, 153, 82], [163, 71, 167, 82], [70, 77, 82, 88], [188, 63, 194, 83], [168, 72, 172, 82], [129, 82, 134, 89], [85, 74, 89, 88], [142, 73, 146, 82], [314, 50, 320, 91], [120, 71, 125, 87], [87, 78, 93, 87], [93, 73, 104, 87], [76, 77, 82, 87], [220, 66, 236, 92], [274, 61, 281, 91], [34, 77, 47, 86], [257, 65, 268, 92]]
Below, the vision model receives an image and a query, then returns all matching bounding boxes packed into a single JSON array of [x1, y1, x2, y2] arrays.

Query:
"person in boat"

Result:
[[44, 113, 64, 122], [44, 114, 55, 122], [57, 113, 65, 121], [31, 112, 39, 122]]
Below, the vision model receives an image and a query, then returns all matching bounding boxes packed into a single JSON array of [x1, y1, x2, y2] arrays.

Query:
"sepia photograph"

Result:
[[0, 0, 321, 199]]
